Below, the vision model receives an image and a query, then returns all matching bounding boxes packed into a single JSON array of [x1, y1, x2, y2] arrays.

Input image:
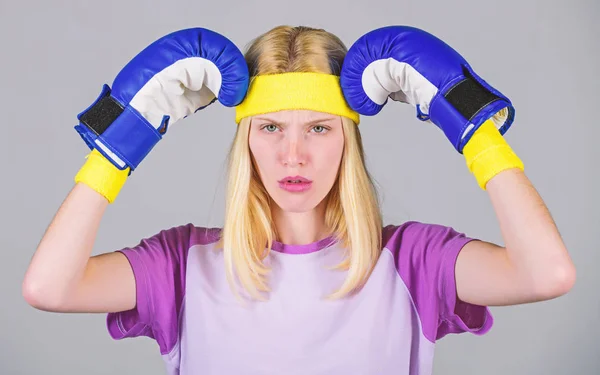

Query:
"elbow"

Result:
[[536, 262, 577, 300], [22, 277, 66, 312], [22, 277, 47, 310]]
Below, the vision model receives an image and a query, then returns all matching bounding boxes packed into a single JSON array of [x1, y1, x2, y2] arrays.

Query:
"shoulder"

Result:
[[381, 220, 476, 266], [150, 223, 221, 244], [120, 223, 222, 261], [187, 224, 222, 247], [382, 220, 470, 249]]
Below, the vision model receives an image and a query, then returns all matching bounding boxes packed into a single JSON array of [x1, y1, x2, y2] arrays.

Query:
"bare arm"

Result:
[[455, 168, 576, 306], [22, 176, 135, 313], [454, 121, 576, 306]]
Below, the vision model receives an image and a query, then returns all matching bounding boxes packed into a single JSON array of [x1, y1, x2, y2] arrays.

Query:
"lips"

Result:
[[278, 176, 312, 184], [278, 176, 312, 192]]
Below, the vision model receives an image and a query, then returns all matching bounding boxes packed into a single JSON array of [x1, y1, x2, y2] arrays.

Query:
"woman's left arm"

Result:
[[453, 121, 576, 307], [334, 24, 575, 307]]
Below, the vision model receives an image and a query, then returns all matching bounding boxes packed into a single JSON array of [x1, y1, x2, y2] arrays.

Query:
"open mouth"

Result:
[[278, 176, 312, 192], [278, 176, 311, 184]]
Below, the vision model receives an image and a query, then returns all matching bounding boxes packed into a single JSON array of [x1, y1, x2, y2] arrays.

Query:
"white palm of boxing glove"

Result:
[[361, 58, 438, 116], [131, 58, 221, 131]]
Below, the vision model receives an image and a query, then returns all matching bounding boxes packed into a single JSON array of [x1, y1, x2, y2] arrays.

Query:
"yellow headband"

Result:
[[234, 72, 360, 124]]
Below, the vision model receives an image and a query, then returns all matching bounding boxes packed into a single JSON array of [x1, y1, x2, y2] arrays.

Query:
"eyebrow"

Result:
[[253, 116, 337, 126]]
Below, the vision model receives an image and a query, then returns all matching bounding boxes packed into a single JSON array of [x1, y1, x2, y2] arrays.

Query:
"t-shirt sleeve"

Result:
[[106, 223, 194, 355], [383, 221, 493, 342]]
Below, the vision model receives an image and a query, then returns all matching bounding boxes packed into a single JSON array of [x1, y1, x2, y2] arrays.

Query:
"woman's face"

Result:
[[248, 110, 344, 213]]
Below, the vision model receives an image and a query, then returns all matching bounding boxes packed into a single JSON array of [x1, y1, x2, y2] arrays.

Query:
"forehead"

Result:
[[254, 110, 338, 123]]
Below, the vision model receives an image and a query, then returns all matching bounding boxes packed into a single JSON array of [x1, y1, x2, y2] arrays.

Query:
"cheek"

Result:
[[249, 137, 275, 175], [313, 137, 344, 177]]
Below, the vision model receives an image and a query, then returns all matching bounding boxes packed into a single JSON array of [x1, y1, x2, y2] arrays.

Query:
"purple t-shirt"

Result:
[[106, 221, 493, 374]]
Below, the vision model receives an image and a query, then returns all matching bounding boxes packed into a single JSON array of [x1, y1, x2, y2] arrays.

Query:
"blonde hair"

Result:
[[217, 26, 383, 301]]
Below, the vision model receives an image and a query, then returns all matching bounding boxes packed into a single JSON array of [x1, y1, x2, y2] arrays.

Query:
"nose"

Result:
[[281, 135, 306, 167]]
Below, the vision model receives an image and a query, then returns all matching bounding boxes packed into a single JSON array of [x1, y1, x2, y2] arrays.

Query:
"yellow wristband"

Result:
[[463, 119, 524, 190], [74, 149, 129, 203]]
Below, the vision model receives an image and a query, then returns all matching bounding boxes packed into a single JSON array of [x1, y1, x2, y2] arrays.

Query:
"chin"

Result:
[[269, 190, 322, 213], [277, 204, 315, 213]]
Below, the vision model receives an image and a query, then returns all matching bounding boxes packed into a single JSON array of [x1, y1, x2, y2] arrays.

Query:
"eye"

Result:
[[311, 125, 329, 134], [261, 124, 279, 133]]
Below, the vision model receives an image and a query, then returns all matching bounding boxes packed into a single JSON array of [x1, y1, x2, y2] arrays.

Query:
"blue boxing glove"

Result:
[[340, 25, 514, 154], [75, 27, 249, 173]]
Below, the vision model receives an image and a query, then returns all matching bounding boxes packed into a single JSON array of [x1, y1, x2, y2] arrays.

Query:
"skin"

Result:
[[249, 109, 344, 246]]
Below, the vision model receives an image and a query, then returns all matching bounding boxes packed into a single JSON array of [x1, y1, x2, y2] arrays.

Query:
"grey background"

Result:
[[1, 0, 598, 374]]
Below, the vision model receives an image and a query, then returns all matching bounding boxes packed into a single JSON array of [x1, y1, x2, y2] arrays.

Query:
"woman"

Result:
[[23, 25, 576, 374]]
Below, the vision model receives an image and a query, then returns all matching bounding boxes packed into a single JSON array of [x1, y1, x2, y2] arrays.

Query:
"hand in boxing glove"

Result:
[[74, 28, 249, 203], [340, 25, 524, 190]]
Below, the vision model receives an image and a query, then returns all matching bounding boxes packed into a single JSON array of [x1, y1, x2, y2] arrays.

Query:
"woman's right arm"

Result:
[[22, 26, 244, 315], [22, 152, 135, 314]]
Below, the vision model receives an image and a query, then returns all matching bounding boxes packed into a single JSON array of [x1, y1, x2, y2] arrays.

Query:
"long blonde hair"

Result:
[[217, 26, 383, 301]]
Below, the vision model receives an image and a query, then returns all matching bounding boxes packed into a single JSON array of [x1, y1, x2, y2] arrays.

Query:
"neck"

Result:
[[271, 199, 330, 245]]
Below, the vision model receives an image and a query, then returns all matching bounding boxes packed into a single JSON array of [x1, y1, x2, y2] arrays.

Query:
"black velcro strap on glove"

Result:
[[78, 89, 124, 136], [443, 67, 503, 122]]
